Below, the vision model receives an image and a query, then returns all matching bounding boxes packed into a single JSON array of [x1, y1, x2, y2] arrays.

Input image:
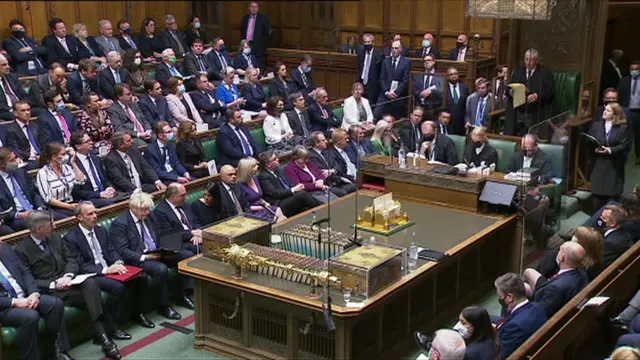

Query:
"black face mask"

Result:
[[498, 297, 508, 311], [423, 134, 435, 142], [12, 30, 25, 39], [363, 44, 373, 51], [456, 41, 465, 48], [604, 100, 616, 106], [473, 141, 483, 148], [124, 28, 134, 35]]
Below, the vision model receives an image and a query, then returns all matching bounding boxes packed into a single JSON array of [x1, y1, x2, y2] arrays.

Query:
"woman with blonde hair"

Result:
[[342, 82, 373, 130], [589, 101, 630, 210], [236, 157, 286, 223], [72, 23, 106, 65], [610, 346, 640, 360]]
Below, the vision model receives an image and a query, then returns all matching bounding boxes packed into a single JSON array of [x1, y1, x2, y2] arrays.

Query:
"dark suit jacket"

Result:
[[144, 140, 189, 181], [137, 34, 164, 59], [241, 13, 272, 57], [444, 81, 471, 134], [76, 36, 105, 60], [601, 59, 624, 94], [345, 139, 377, 165], [106, 101, 152, 142], [412, 73, 445, 110], [117, 35, 138, 51], [618, 75, 640, 109], [155, 62, 184, 91], [15, 234, 79, 292], [414, 46, 441, 59], [588, 120, 630, 197], [0, 246, 40, 312], [379, 56, 411, 96], [464, 340, 498, 360], [6, 120, 40, 161], [103, 147, 159, 193], [97, 67, 131, 100], [291, 68, 315, 99], [37, 108, 78, 145], [67, 71, 99, 106], [185, 29, 208, 48], [109, 211, 160, 266], [423, 134, 458, 165], [399, 121, 423, 153], [206, 50, 233, 81], [0, 73, 28, 121], [241, 84, 266, 112], [257, 168, 295, 206], [43, 34, 80, 68], [71, 153, 112, 200], [464, 142, 499, 168], [285, 109, 312, 137], [183, 52, 215, 79], [189, 90, 224, 127], [357, 48, 384, 94], [308, 102, 341, 133], [533, 268, 588, 317], [138, 94, 176, 127], [603, 228, 633, 267], [509, 65, 554, 123], [216, 122, 258, 168], [268, 78, 294, 110], [498, 301, 547, 359], [63, 225, 121, 274], [176, 139, 206, 174], [152, 199, 201, 242], [162, 30, 188, 58], [2, 36, 47, 76], [211, 181, 251, 220], [0, 168, 45, 224], [448, 46, 472, 61], [233, 52, 259, 71], [326, 146, 356, 182], [506, 149, 555, 184]]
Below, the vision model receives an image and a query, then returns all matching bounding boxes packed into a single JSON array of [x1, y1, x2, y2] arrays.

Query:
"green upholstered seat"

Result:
[[202, 139, 217, 161], [264, 85, 271, 98], [447, 134, 466, 163], [146, 71, 156, 81], [552, 71, 581, 116], [538, 143, 567, 200], [333, 107, 344, 122], [187, 189, 206, 204], [251, 128, 266, 153], [487, 139, 518, 173]]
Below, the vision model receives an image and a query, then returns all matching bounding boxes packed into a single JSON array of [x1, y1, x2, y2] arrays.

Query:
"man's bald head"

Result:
[[421, 120, 436, 137], [165, 182, 187, 206], [219, 165, 237, 186], [391, 41, 402, 57], [558, 242, 585, 268]]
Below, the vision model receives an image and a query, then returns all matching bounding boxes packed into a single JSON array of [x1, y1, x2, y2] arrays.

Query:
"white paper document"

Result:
[[71, 273, 97, 285]]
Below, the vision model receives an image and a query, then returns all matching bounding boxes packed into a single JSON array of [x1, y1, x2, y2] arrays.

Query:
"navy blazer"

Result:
[[308, 102, 341, 133], [155, 63, 184, 91], [448, 47, 471, 61], [206, 50, 233, 81], [67, 71, 99, 106], [6, 121, 41, 161], [533, 268, 588, 318], [0, 124, 7, 147], [326, 147, 356, 182], [241, 84, 266, 112], [0, 73, 28, 121], [143, 140, 189, 181], [291, 68, 315, 99], [76, 36, 105, 60], [0, 246, 39, 312], [117, 35, 138, 51], [498, 301, 547, 359], [379, 56, 411, 95], [233, 52, 259, 71], [463, 339, 498, 360], [152, 199, 201, 243], [216, 122, 258, 168], [190, 90, 225, 127], [0, 168, 45, 224], [97, 67, 131, 100], [211, 181, 251, 220], [345, 139, 378, 165], [63, 225, 122, 274], [43, 34, 80, 68], [37, 108, 78, 145], [138, 95, 176, 127], [2, 36, 47, 76], [109, 211, 160, 266], [71, 153, 112, 200]]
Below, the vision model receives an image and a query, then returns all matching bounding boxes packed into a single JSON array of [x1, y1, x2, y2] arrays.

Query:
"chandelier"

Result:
[[466, 0, 557, 20]]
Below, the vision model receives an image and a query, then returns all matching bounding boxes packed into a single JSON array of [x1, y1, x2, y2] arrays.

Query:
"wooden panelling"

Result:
[[102, 3, 128, 30], [51, 1, 79, 26], [441, 0, 466, 33], [127, 1, 151, 31], [389, 0, 413, 31], [363, 1, 384, 30], [0, 1, 22, 40], [77, 1, 104, 32], [339, 1, 359, 28]]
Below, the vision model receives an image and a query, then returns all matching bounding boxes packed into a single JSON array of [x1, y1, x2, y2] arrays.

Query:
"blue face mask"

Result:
[[303, 66, 312, 73], [178, 84, 186, 93], [422, 40, 431, 48], [243, 48, 251, 55], [632, 70, 640, 78], [56, 102, 65, 111], [220, 45, 226, 52], [167, 132, 176, 141], [194, 22, 201, 29]]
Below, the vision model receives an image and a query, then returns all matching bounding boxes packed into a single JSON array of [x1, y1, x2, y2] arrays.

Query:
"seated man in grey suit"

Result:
[[464, 78, 494, 131], [106, 83, 153, 148], [95, 20, 124, 55]]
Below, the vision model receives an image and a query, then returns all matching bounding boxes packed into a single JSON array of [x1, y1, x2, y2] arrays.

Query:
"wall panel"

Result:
[[389, 0, 413, 31], [101, 2, 128, 31], [127, 1, 150, 31], [363, 1, 384, 30], [0, 2, 22, 40], [77, 1, 104, 32], [339, 1, 359, 28], [441, 0, 466, 33], [51, 1, 79, 27], [23, 1, 51, 41]]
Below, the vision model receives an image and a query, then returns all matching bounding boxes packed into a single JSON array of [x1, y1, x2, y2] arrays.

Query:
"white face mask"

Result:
[[60, 154, 70, 164], [453, 321, 471, 339], [134, 58, 142, 66]]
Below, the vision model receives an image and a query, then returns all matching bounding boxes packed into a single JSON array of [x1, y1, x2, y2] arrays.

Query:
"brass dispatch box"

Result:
[[329, 243, 406, 298], [202, 215, 271, 259]]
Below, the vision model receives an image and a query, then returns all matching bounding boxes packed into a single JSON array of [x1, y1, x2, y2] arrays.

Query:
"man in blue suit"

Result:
[[494, 272, 547, 359], [206, 37, 232, 81], [37, 90, 78, 146], [3, 19, 47, 76], [67, 59, 100, 106], [291, 54, 316, 99], [0, 54, 32, 121], [216, 108, 258, 168], [345, 124, 377, 166], [374, 41, 410, 120], [144, 121, 191, 183], [190, 74, 225, 128], [138, 80, 176, 128], [70, 131, 119, 207], [153, 183, 202, 254]]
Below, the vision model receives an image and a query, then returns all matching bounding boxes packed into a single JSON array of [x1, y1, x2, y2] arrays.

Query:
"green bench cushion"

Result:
[[263, 86, 270, 98], [447, 134, 466, 163], [488, 139, 518, 173], [552, 71, 581, 116], [251, 128, 266, 153], [333, 107, 344, 122], [187, 189, 206, 205], [202, 139, 217, 161]]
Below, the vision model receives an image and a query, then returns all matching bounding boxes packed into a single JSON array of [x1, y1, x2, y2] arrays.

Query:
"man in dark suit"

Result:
[[216, 108, 258, 168], [595, 88, 632, 121], [206, 37, 233, 81], [16, 211, 121, 359], [144, 121, 191, 183], [3, 19, 47, 76], [418, 120, 458, 165], [103, 131, 167, 194], [285, 92, 312, 138], [435, 110, 454, 136], [600, 205, 633, 267], [357, 33, 384, 105], [291, 54, 316, 99], [97, 51, 131, 100], [257, 151, 320, 217], [155, 48, 185, 92], [506, 49, 555, 138], [43, 17, 80, 70], [190, 74, 225, 128], [241, 1, 272, 71], [307, 131, 354, 197], [464, 78, 493, 130], [162, 14, 188, 59], [212, 165, 251, 220], [31, 62, 66, 109], [183, 39, 215, 80], [412, 54, 445, 116], [109, 191, 194, 319], [618, 60, 640, 163], [341, 35, 361, 55], [448, 33, 471, 62], [308, 88, 342, 133], [601, 49, 625, 96], [70, 131, 119, 207], [382, 34, 410, 57], [153, 183, 202, 254], [398, 107, 424, 153], [37, 90, 78, 146], [374, 41, 411, 120], [107, 83, 153, 148], [138, 80, 176, 128], [325, 129, 358, 195], [6, 101, 41, 169], [444, 67, 470, 135], [67, 59, 100, 106], [0, 241, 70, 360], [116, 19, 138, 52], [345, 124, 378, 165], [0, 54, 31, 121], [415, 32, 441, 59]]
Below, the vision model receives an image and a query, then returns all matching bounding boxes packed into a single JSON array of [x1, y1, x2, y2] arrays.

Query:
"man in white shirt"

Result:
[[70, 131, 118, 206], [153, 183, 202, 254], [96, 19, 124, 56], [7, 101, 40, 169]]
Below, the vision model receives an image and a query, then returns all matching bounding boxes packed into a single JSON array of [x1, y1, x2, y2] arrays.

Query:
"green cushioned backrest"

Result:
[[333, 107, 344, 121], [264, 85, 271, 98], [552, 71, 581, 116], [251, 128, 266, 153], [538, 143, 566, 179], [487, 139, 518, 173], [203, 139, 217, 161], [446, 134, 466, 163], [147, 71, 156, 81], [99, 215, 119, 231], [187, 190, 205, 204]]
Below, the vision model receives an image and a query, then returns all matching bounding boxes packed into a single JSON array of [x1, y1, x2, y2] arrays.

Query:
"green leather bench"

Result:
[[333, 106, 344, 122], [203, 139, 217, 161], [552, 71, 581, 116], [264, 86, 271, 98], [488, 139, 518, 173], [447, 134, 466, 163], [538, 143, 567, 201]]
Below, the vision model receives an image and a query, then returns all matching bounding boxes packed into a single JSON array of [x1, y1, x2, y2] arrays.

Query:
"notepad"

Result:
[[71, 273, 96, 285], [508, 83, 528, 108]]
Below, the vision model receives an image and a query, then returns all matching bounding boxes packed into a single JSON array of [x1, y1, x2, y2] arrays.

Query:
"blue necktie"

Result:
[[274, 172, 290, 190], [128, 37, 137, 49], [170, 67, 181, 77], [197, 57, 206, 72], [139, 221, 156, 251], [24, 125, 40, 153], [236, 128, 252, 156], [41, 242, 52, 256], [88, 157, 104, 191], [107, 37, 115, 51], [114, 70, 121, 84], [0, 270, 17, 298], [11, 175, 33, 211], [475, 99, 485, 126]]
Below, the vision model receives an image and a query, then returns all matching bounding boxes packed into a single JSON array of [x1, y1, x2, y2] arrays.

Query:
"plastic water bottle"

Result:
[[408, 242, 418, 272], [369, 236, 376, 243], [311, 211, 317, 226], [398, 145, 407, 169]]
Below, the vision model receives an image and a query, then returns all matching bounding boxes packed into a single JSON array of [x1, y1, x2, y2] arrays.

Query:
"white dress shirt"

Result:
[[117, 150, 142, 189], [336, 147, 357, 177], [16, 119, 38, 160], [523, 156, 533, 168], [77, 153, 99, 191], [79, 224, 108, 272], [0, 259, 26, 300]]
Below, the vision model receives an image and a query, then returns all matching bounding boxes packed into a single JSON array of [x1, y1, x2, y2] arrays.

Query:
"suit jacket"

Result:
[[63, 225, 122, 274], [308, 102, 341, 133], [138, 94, 176, 127], [241, 83, 266, 112], [71, 153, 112, 200], [183, 52, 215, 79], [268, 77, 294, 110], [326, 146, 356, 182], [67, 71, 99, 106], [0, 246, 40, 312], [464, 340, 498, 360], [257, 168, 296, 206], [379, 56, 411, 96], [190, 90, 224, 127], [206, 50, 233, 81], [144, 140, 189, 181], [109, 211, 160, 266], [15, 234, 79, 292], [155, 62, 184, 91], [340, 44, 361, 55], [162, 30, 188, 58], [601, 59, 624, 94], [588, 120, 630, 197], [176, 139, 206, 174], [106, 101, 152, 142], [345, 139, 377, 165], [423, 134, 458, 165], [97, 67, 131, 100], [6, 120, 40, 161], [137, 34, 165, 59], [0, 168, 45, 224], [506, 149, 555, 184], [464, 142, 499, 168], [444, 81, 471, 134], [216, 83, 243, 107], [166, 93, 204, 124], [153, 199, 201, 243], [75, 36, 105, 60], [465, 93, 494, 127], [448, 46, 472, 61], [241, 13, 272, 56], [31, 73, 57, 109], [216, 122, 258, 168], [211, 181, 251, 220], [233, 52, 259, 71], [2, 36, 47, 76], [103, 147, 159, 193], [412, 72, 445, 110], [498, 301, 547, 359], [37, 108, 79, 145], [43, 34, 80, 68], [603, 228, 633, 267], [509, 65, 554, 122], [285, 109, 312, 137], [117, 35, 138, 52], [291, 68, 315, 99], [399, 121, 423, 153], [533, 268, 588, 317], [414, 46, 441, 59], [0, 73, 28, 120], [618, 75, 640, 109], [94, 35, 123, 56], [357, 48, 384, 85]]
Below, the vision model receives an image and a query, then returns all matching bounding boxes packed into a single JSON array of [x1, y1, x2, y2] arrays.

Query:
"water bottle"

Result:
[[311, 211, 317, 226], [398, 145, 407, 169], [369, 236, 376, 244], [408, 242, 418, 272]]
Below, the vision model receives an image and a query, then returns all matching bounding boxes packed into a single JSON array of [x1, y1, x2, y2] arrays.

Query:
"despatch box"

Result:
[[329, 243, 406, 298], [202, 215, 271, 259]]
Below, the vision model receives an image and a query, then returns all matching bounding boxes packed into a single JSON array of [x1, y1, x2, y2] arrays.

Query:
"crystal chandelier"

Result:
[[466, 0, 557, 20]]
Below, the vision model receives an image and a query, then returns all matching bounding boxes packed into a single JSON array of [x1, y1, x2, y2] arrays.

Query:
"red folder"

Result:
[[105, 265, 144, 283]]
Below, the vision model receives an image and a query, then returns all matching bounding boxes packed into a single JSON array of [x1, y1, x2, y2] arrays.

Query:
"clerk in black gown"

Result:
[[463, 126, 499, 168]]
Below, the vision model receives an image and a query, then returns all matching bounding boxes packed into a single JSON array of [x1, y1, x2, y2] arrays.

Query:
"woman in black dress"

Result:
[[589, 102, 630, 210], [137, 17, 165, 60], [190, 181, 219, 227], [122, 48, 147, 97], [175, 121, 209, 179], [454, 306, 501, 360], [184, 15, 209, 47], [268, 62, 294, 111]]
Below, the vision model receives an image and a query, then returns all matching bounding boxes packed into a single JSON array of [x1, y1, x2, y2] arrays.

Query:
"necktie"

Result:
[[10, 175, 33, 211], [246, 15, 256, 41], [362, 52, 371, 85], [551, 272, 560, 280], [88, 231, 108, 268], [527, 70, 531, 80], [41, 242, 52, 256], [424, 74, 431, 90], [475, 99, 485, 126], [423, 48, 427, 58], [123, 154, 140, 188], [236, 128, 252, 155], [453, 86, 460, 104], [24, 125, 40, 153], [87, 157, 104, 191], [57, 113, 71, 141], [139, 221, 156, 251], [299, 112, 309, 137], [0, 271, 17, 298], [392, 58, 397, 70], [457, 49, 464, 61], [170, 66, 181, 77], [633, 78, 638, 94], [107, 37, 115, 51], [60, 38, 70, 54], [197, 56, 206, 72], [320, 104, 328, 118], [126, 106, 145, 133], [218, 52, 227, 68], [2, 78, 18, 104], [177, 207, 191, 229], [301, 72, 308, 88], [229, 186, 244, 215], [274, 172, 290, 190], [171, 31, 185, 55], [82, 79, 91, 95], [114, 70, 121, 84], [128, 37, 137, 49], [413, 126, 420, 145]]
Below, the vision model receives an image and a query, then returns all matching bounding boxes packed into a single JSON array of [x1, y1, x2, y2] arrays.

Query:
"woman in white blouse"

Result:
[[36, 143, 86, 218], [165, 76, 205, 125], [342, 82, 374, 130], [263, 96, 304, 154]]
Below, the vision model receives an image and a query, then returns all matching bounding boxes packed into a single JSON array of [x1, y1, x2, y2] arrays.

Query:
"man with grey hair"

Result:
[[110, 190, 196, 319], [155, 48, 184, 91], [506, 48, 554, 138], [357, 33, 383, 103], [374, 40, 411, 120], [0, 53, 30, 121], [97, 50, 130, 100], [162, 14, 188, 58], [285, 92, 312, 138], [153, 182, 202, 254], [95, 19, 123, 56], [16, 210, 121, 358], [308, 87, 342, 133], [415, 328, 466, 360]]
